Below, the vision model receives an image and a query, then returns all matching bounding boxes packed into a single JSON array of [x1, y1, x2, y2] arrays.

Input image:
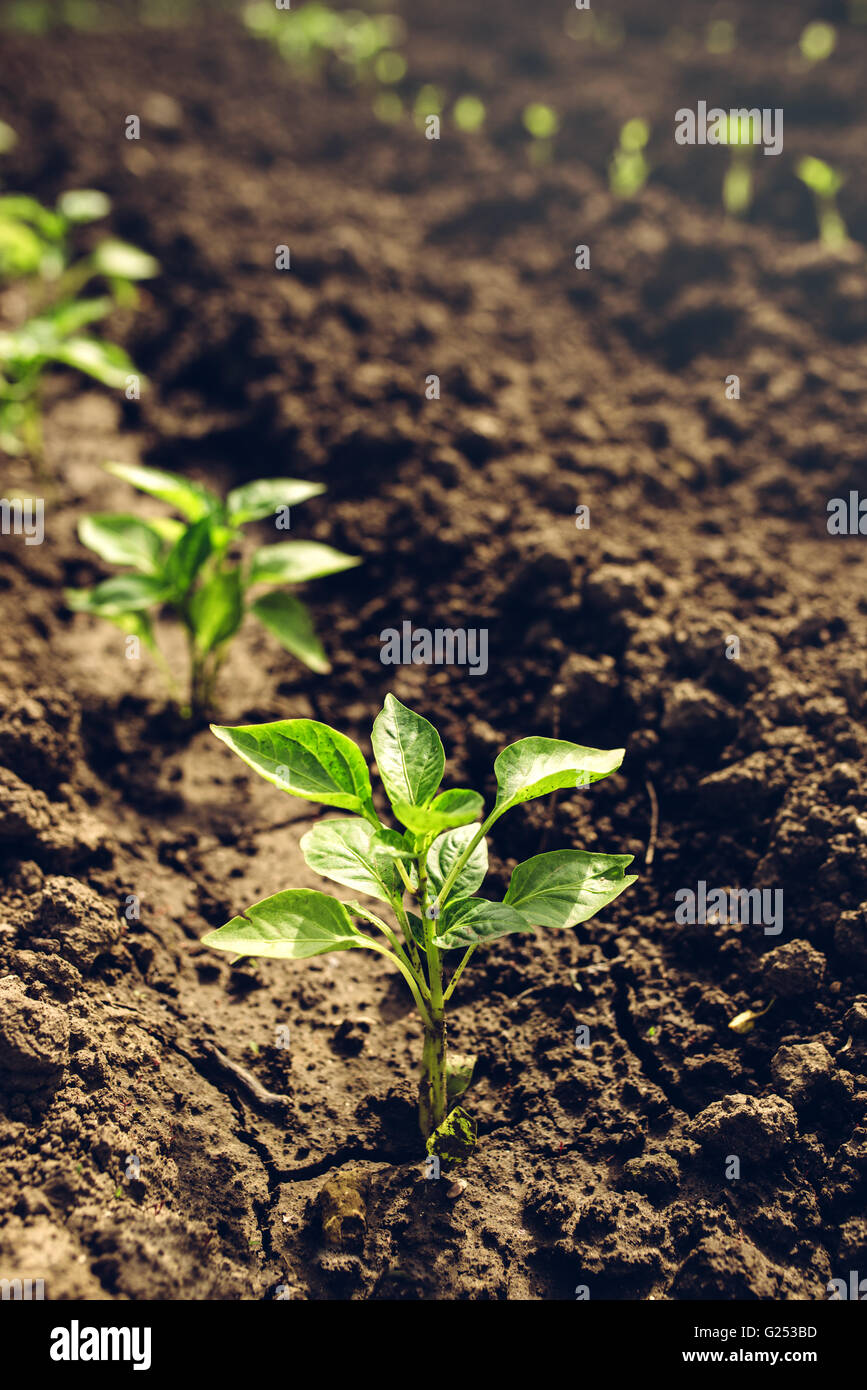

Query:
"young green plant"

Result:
[[0, 185, 157, 458], [203, 694, 637, 1162], [796, 156, 848, 246], [609, 118, 651, 198], [721, 113, 756, 217], [244, 1, 402, 85], [65, 461, 360, 718], [522, 103, 559, 166]]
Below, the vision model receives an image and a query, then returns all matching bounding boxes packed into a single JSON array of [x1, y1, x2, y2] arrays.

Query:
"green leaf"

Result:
[[503, 849, 637, 928], [425, 1106, 477, 1168], [103, 608, 157, 650], [426, 823, 488, 899], [446, 1052, 476, 1106], [41, 296, 112, 337], [190, 568, 243, 654], [65, 573, 165, 616], [104, 461, 219, 522], [392, 787, 483, 836], [210, 717, 374, 815], [251, 590, 330, 674], [226, 477, 325, 526], [434, 896, 533, 949], [494, 737, 625, 813], [299, 819, 405, 905], [91, 238, 159, 280], [249, 540, 361, 587], [202, 889, 369, 961], [0, 194, 64, 239], [56, 189, 111, 223], [145, 516, 185, 547], [371, 693, 444, 813], [52, 336, 136, 388], [77, 513, 164, 574], [164, 516, 212, 597], [0, 218, 44, 277]]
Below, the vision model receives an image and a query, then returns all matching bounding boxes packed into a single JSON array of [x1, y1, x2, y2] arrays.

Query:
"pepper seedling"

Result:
[[65, 461, 360, 717], [721, 114, 756, 217], [0, 185, 157, 458], [796, 156, 848, 246], [203, 694, 637, 1163], [609, 118, 651, 198], [244, 1, 402, 85]]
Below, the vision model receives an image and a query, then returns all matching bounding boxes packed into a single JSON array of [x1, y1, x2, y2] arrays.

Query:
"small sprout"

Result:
[[593, 14, 625, 49], [729, 999, 775, 1035], [203, 694, 636, 1151], [0, 185, 156, 459], [720, 115, 756, 217], [522, 103, 559, 140], [65, 464, 360, 719], [799, 21, 836, 64], [796, 156, 848, 245], [244, 3, 404, 87], [373, 91, 403, 124], [523, 104, 558, 167], [413, 84, 444, 124], [609, 118, 650, 198], [453, 95, 486, 133], [374, 50, 406, 84], [0, 120, 18, 153], [563, 10, 592, 42], [706, 19, 735, 54]]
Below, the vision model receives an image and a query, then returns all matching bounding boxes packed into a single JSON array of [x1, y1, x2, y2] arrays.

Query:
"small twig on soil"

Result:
[[509, 984, 548, 1007], [644, 779, 659, 870], [200, 1042, 290, 1113]]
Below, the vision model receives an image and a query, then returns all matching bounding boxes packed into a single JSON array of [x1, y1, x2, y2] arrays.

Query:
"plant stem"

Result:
[[432, 806, 502, 913], [443, 945, 475, 1002], [418, 861, 448, 1137], [419, 1008, 447, 1139]]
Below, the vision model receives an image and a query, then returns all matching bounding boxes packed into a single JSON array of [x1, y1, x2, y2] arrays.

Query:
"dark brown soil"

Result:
[[1, 0, 866, 1301]]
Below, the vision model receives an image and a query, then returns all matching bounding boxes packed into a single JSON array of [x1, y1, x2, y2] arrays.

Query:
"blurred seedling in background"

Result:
[[204, 694, 636, 1164], [796, 156, 848, 246], [523, 103, 558, 165], [244, 1, 404, 88], [798, 21, 836, 64], [412, 84, 443, 132], [0, 0, 98, 31], [720, 113, 757, 217], [609, 118, 650, 198], [452, 95, 486, 134], [65, 462, 359, 719], [705, 19, 735, 54], [0, 179, 157, 460], [0, 0, 204, 31]]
